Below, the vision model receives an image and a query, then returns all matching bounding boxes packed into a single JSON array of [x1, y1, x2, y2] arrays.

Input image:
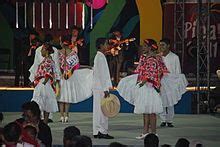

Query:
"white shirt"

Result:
[[29, 45, 61, 82], [93, 51, 112, 91], [162, 51, 181, 74]]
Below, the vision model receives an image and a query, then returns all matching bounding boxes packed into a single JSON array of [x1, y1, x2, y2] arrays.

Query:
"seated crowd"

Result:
[[0, 104, 203, 147]]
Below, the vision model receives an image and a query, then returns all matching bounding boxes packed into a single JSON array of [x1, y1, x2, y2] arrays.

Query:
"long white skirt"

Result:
[[160, 73, 188, 107], [58, 68, 93, 103], [32, 79, 58, 113], [117, 74, 163, 114]]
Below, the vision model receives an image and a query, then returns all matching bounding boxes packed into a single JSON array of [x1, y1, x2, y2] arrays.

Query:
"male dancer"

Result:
[[92, 38, 114, 139], [159, 38, 181, 127]]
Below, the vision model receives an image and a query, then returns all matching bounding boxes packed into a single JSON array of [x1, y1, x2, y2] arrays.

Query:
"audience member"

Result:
[[16, 101, 52, 147], [63, 126, 81, 146], [175, 138, 190, 147], [81, 135, 92, 147], [2, 122, 21, 146], [23, 124, 45, 146], [64, 135, 92, 147], [144, 133, 159, 147]]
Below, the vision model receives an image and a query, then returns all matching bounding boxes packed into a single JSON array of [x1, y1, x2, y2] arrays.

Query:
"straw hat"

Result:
[[101, 94, 120, 118]]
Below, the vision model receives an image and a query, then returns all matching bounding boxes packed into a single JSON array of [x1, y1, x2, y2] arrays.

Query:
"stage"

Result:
[[1, 87, 219, 146], [1, 112, 220, 146], [0, 87, 192, 114]]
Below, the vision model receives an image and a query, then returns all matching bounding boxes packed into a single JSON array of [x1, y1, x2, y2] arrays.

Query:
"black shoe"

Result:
[[48, 119, 53, 123], [94, 132, 114, 139], [93, 134, 98, 138], [160, 122, 166, 127], [167, 123, 174, 127]]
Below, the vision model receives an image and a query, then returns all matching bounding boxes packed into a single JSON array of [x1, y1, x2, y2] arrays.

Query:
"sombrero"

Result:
[[101, 94, 121, 118]]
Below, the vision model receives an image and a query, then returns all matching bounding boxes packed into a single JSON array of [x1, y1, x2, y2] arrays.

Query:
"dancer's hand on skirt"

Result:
[[138, 81, 146, 88], [104, 91, 110, 98]]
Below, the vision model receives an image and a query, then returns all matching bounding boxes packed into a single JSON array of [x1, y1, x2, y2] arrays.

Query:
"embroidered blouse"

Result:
[[34, 57, 56, 90], [134, 55, 168, 90], [59, 50, 80, 78]]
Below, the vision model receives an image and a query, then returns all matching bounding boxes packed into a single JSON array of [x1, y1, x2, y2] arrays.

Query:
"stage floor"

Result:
[[1, 113, 220, 146]]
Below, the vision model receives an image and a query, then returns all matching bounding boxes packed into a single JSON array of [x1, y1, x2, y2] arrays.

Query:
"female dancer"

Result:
[[31, 43, 59, 124], [58, 35, 93, 123], [117, 39, 168, 139]]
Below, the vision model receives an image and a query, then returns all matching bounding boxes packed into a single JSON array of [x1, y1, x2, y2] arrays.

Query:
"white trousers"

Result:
[[93, 90, 108, 135], [159, 106, 174, 123]]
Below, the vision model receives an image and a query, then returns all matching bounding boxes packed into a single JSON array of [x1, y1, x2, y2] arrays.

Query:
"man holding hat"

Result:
[[92, 38, 114, 139]]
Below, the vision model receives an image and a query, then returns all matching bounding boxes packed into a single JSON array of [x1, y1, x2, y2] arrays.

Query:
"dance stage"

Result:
[[2, 112, 220, 146], [0, 87, 219, 146], [0, 88, 192, 113]]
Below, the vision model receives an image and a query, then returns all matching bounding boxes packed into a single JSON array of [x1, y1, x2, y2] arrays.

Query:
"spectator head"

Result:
[[109, 142, 127, 147], [81, 135, 92, 147], [144, 133, 159, 147], [175, 138, 190, 147], [64, 135, 91, 147], [22, 101, 41, 123], [63, 126, 80, 146], [23, 124, 38, 140], [3, 122, 21, 145]]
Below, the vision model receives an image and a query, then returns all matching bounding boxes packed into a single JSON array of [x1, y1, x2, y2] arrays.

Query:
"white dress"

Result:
[[117, 74, 163, 114], [32, 79, 58, 113], [31, 58, 58, 113], [160, 52, 188, 107], [160, 73, 188, 107], [58, 50, 93, 103], [118, 55, 168, 114], [59, 69, 93, 103]]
